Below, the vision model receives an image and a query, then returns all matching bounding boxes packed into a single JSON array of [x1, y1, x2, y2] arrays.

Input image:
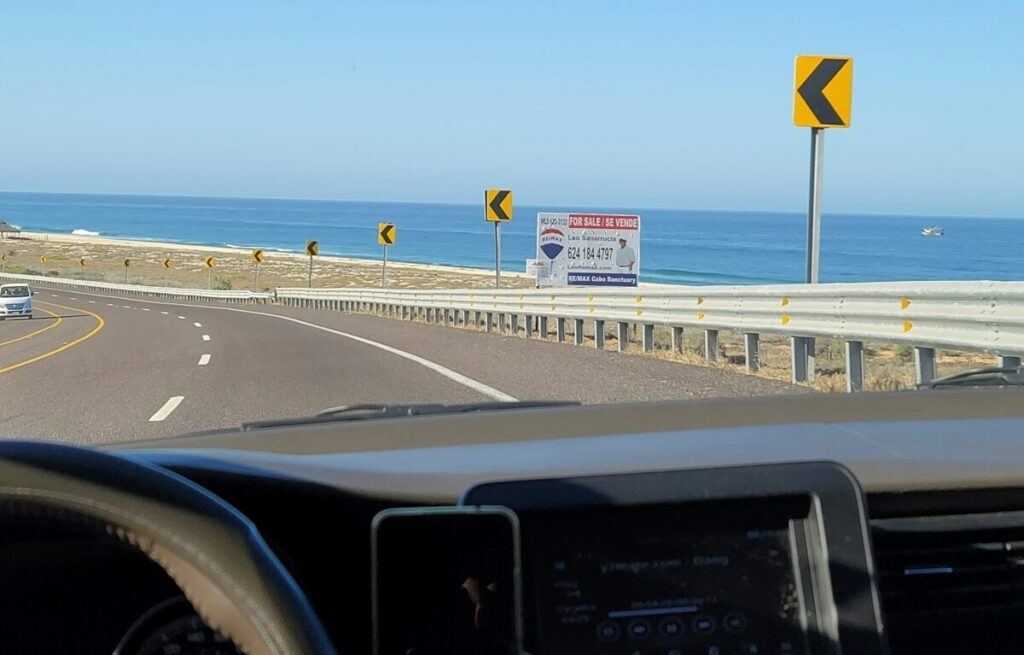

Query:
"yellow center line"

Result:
[[0, 308, 63, 348], [0, 301, 105, 375]]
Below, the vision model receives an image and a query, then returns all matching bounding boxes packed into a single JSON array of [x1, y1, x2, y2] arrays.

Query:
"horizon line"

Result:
[[0, 188, 1020, 223]]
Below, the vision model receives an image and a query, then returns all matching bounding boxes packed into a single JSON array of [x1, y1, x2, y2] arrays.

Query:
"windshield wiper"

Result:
[[918, 366, 1024, 390], [240, 400, 579, 430]]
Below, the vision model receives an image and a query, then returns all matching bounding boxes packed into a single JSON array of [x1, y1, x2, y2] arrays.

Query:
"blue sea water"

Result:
[[0, 192, 1020, 285]]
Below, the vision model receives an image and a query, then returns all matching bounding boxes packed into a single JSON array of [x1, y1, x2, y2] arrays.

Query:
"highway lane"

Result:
[[0, 285, 804, 444], [0, 301, 99, 374]]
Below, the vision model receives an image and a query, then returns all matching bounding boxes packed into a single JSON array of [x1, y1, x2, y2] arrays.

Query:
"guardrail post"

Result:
[[791, 336, 813, 382], [498, 313, 507, 333], [617, 322, 629, 352], [998, 355, 1021, 368], [556, 318, 566, 343], [474, 310, 482, 328], [672, 327, 685, 353], [510, 314, 520, 335], [485, 312, 493, 332], [845, 341, 864, 392], [594, 320, 605, 349], [539, 316, 548, 339], [525, 315, 534, 338], [642, 324, 655, 352], [574, 318, 584, 346], [744, 333, 759, 373], [914, 347, 936, 385], [704, 329, 719, 361]]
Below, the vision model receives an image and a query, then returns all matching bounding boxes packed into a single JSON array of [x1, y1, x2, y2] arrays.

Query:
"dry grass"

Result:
[[1, 235, 532, 291]]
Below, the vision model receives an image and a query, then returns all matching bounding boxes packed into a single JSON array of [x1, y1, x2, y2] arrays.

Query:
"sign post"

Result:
[[0, 254, 6, 273], [251, 249, 265, 290], [485, 189, 513, 288], [163, 258, 172, 287], [305, 240, 319, 288], [377, 222, 396, 288], [78, 258, 86, 278], [793, 54, 853, 382], [123, 259, 130, 283], [204, 256, 215, 289], [793, 54, 853, 283]]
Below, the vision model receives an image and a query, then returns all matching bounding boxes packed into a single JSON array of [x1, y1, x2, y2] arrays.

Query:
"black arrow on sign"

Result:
[[798, 58, 847, 125], [488, 190, 510, 221], [380, 224, 394, 244]]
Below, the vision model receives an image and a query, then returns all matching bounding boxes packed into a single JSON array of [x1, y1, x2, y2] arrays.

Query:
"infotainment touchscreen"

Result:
[[526, 501, 810, 655]]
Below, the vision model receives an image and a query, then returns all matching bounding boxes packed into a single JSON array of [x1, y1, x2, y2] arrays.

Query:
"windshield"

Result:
[[0, 286, 29, 298], [0, 4, 1020, 444]]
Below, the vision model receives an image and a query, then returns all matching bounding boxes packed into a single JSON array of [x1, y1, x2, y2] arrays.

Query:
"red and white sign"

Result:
[[536, 212, 641, 287]]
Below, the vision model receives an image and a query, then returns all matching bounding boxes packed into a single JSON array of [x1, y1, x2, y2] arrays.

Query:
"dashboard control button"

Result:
[[692, 614, 716, 634], [628, 619, 653, 640], [596, 621, 622, 642], [659, 617, 684, 637], [723, 612, 747, 633]]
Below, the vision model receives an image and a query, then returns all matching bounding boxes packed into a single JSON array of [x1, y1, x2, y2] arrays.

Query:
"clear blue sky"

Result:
[[1, 1, 1021, 217]]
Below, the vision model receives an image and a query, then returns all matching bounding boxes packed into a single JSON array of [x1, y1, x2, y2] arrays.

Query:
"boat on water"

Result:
[[922, 225, 944, 236]]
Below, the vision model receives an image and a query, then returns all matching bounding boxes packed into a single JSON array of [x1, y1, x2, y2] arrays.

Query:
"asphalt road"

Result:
[[0, 285, 805, 444]]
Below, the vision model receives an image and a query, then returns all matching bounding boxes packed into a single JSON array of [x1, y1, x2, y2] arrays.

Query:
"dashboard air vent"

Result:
[[871, 512, 1024, 655]]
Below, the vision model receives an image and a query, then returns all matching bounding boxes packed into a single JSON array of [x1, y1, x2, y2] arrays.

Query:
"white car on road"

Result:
[[0, 283, 34, 319]]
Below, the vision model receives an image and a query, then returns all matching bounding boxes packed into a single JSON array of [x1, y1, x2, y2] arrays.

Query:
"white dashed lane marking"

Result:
[[148, 396, 184, 422], [202, 335, 211, 341], [197, 354, 211, 366], [193, 322, 202, 328]]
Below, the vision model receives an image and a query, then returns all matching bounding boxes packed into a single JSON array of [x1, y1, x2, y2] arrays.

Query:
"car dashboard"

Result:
[[2, 390, 1024, 655]]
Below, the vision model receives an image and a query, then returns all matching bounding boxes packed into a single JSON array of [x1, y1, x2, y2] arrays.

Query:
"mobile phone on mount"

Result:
[[372, 506, 522, 655]]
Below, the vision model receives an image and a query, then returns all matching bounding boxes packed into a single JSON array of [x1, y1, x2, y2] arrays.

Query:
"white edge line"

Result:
[[52, 288, 517, 402], [197, 354, 211, 366], [149, 396, 184, 422]]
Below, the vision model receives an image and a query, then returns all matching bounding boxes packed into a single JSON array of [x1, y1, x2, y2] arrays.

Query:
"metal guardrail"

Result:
[[276, 282, 1024, 391], [0, 272, 273, 304]]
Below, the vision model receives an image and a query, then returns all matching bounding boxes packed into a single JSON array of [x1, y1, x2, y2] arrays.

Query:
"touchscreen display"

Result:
[[527, 503, 809, 655], [373, 509, 519, 655]]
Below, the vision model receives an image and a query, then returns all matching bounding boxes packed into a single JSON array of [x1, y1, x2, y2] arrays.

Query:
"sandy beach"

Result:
[[1, 230, 533, 290]]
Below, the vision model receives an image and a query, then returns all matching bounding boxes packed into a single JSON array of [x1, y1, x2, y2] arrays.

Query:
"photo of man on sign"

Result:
[[616, 237, 636, 272]]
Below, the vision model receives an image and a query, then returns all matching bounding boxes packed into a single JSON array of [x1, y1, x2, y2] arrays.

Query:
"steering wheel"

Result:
[[0, 441, 337, 655]]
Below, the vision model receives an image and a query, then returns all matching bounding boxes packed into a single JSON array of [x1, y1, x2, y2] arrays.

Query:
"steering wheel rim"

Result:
[[0, 441, 337, 655]]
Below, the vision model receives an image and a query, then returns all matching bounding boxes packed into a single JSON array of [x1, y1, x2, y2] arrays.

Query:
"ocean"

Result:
[[0, 192, 1020, 285]]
